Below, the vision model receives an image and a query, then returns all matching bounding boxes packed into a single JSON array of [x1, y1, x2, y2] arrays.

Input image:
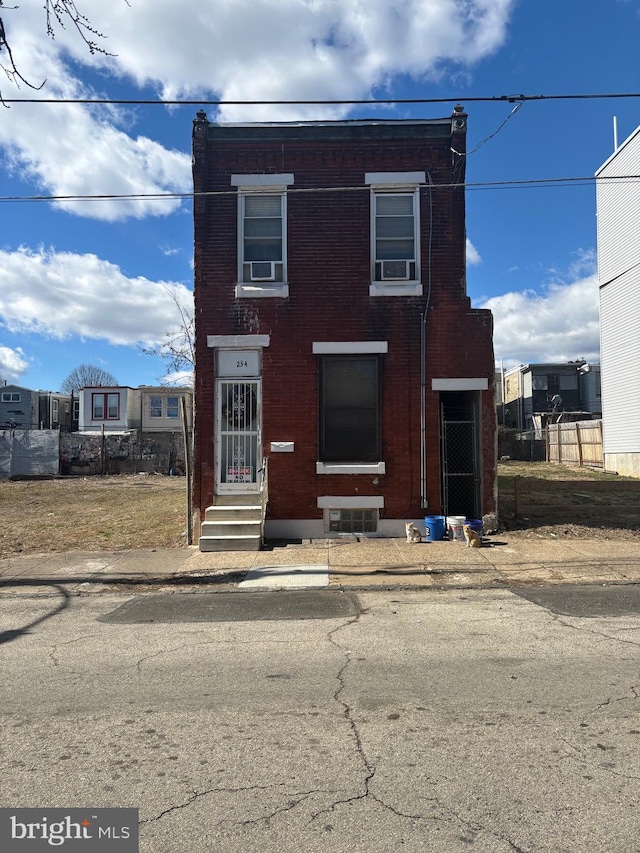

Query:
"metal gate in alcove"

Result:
[[440, 394, 481, 519], [215, 379, 261, 493]]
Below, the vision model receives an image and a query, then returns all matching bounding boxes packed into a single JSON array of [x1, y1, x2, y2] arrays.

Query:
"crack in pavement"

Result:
[[140, 784, 329, 830], [559, 737, 640, 781], [554, 617, 640, 648], [140, 783, 279, 825], [317, 615, 530, 851]]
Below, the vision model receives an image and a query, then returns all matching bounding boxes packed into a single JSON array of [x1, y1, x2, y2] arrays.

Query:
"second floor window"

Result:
[[150, 396, 180, 418], [92, 393, 119, 420], [240, 193, 285, 283], [373, 191, 418, 282], [2, 392, 21, 403]]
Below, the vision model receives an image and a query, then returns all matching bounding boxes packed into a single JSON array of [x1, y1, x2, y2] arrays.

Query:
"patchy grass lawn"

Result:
[[1, 464, 639, 557], [498, 461, 640, 540], [0, 474, 187, 558]]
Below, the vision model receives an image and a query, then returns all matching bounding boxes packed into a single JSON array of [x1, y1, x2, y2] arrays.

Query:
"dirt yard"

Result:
[[498, 461, 640, 541], [1, 463, 638, 558], [0, 474, 187, 558]]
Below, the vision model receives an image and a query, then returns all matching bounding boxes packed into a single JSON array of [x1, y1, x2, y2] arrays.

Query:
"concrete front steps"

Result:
[[198, 493, 263, 552]]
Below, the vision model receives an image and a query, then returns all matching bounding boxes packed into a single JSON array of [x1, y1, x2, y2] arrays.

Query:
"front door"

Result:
[[216, 379, 261, 493]]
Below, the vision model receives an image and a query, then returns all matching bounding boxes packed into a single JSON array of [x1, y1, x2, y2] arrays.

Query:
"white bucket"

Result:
[[446, 515, 466, 542]]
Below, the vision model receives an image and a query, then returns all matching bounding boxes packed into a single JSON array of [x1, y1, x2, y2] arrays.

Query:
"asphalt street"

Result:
[[2, 585, 639, 852]]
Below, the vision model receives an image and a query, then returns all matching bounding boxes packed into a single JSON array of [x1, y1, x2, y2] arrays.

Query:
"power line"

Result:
[[1, 92, 640, 106], [0, 174, 637, 204]]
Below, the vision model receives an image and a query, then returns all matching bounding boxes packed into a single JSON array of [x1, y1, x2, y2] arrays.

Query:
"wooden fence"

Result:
[[547, 420, 603, 468], [513, 475, 640, 519]]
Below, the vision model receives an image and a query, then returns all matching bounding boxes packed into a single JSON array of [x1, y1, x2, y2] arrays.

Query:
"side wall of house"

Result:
[[597, 126, 640, 474], [192, 120, 496, 532]]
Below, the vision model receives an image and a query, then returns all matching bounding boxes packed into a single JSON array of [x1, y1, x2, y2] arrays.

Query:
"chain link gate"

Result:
[[440, 395, 481, 519]]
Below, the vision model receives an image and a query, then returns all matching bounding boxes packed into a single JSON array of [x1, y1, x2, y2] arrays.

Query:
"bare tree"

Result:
[[60, 363, 118, 395], [0, 0, 129, 100], [143, 286, 195, 386]]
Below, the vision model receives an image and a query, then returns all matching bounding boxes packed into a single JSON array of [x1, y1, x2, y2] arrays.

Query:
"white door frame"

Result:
[[215, 378, 262, 493]]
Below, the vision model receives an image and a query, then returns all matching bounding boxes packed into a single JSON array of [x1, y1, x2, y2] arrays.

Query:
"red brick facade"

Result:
[[192, 111, 496, 539]]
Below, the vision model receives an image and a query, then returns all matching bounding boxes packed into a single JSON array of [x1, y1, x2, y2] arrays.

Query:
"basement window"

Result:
[[328, 508, 378, 534]]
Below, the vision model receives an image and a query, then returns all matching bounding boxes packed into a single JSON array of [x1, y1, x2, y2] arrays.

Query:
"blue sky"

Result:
[[0, 0, 638, 390]]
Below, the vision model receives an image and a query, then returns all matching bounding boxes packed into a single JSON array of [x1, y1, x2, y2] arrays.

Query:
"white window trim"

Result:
[[365, 172, 426, 186], [232, 174, 294, 188], [318, 495, 385, 509], [369, 185, 422, 297], [208, 335, 270, 348], [316, 462, 386, 475], [234, 176, 293, 299], [235, 283, 289, 298], [312, 341, 388, 354], [432, 378, 489, 391]]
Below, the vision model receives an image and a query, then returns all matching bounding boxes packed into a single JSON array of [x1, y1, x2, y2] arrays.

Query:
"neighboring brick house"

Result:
[[192, 108, 496, 550]]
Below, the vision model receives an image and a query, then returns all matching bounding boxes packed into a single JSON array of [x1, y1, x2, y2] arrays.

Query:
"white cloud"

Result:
[[0, 1, 515, 217], [467, 239, 481, 265], [0, 246, 192, 346], [0, 345, 29, 383], [83, 0, 514, 119], [482, 257, 601, 366]]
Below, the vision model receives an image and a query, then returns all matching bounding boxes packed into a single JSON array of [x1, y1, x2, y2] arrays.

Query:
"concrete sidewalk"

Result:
[[1, 534, 639, 592]]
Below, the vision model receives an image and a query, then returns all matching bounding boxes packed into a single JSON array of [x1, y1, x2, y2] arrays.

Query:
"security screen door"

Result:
[[215, 379, 261, 493]]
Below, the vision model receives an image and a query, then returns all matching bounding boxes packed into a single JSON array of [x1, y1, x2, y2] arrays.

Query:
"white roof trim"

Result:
[[432, 378, 488, 391], [312, 341, 388, 354]]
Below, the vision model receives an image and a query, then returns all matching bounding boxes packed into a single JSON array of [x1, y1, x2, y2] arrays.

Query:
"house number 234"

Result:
[[236, 360, 248, 368]]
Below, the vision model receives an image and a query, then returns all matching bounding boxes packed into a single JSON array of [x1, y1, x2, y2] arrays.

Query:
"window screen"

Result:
[[375, 193, 415, 261], [241, 193, 285, 283], [320, 357, 381, 462]]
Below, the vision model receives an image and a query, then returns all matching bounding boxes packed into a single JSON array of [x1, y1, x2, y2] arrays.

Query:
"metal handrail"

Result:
[[259, 455, 269, 545]]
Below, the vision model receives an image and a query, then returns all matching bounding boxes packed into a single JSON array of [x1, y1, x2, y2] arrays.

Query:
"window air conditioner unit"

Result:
[[381, 260, 410, 280], [250, 261, 276, 281]]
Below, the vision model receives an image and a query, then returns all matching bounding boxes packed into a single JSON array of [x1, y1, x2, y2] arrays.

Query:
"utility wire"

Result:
[[1, 92, 640, 106], [0, 174, 637, 204]]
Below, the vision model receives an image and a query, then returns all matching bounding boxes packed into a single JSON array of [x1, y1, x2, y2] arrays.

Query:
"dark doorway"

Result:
[[440, 391, 481, 519]]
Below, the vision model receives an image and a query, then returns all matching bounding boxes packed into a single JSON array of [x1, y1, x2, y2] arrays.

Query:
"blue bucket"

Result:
[[424, 515, 446, 541], [465, 519, 483, 535]]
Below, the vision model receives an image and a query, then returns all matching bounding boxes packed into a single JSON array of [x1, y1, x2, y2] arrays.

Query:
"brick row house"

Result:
[[191, 108, 496, 550]]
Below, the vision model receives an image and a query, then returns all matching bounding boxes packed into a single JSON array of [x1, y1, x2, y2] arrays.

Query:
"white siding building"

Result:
[[596, 124, 640, 476]]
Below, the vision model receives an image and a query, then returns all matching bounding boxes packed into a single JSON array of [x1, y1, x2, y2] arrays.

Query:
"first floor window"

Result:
[[167, 396, 179, 418], [320, 356, 381, 462], [150, 396, 180, 418], [92, 393, 119, 420]]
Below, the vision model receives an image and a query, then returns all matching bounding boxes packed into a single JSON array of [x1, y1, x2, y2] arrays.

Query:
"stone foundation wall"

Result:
[[60, 432, 188, 475]]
